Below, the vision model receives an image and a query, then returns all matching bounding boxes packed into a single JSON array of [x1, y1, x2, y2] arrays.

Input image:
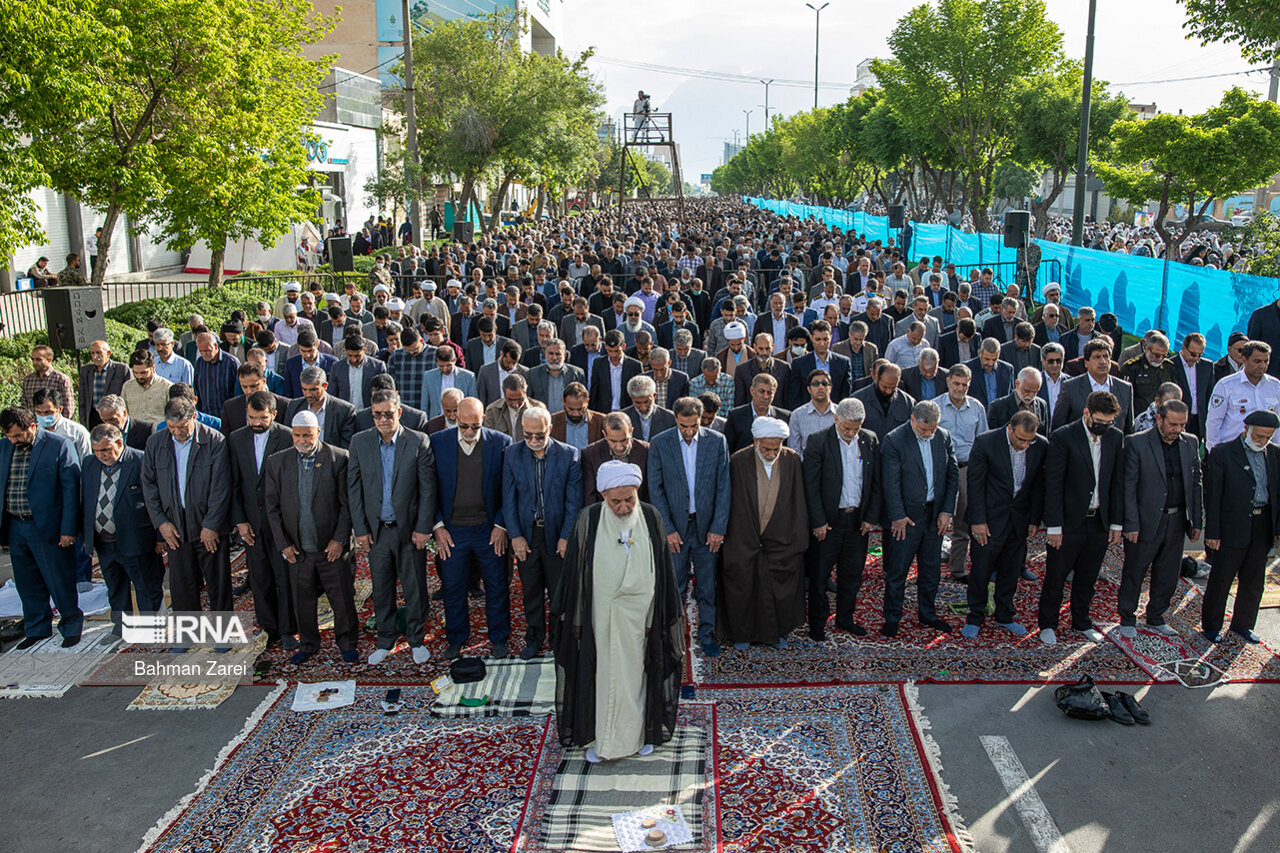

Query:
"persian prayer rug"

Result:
[[514, 704, 717, 852], [138, 684, 547, 853], [706, 683, 968, 853], [688, 547, 1148, 686]]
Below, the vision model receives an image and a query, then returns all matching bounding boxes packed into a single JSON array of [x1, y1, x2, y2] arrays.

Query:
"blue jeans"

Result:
[[440, 524, 510, 647], [9, 518, 82, 638], [671, 517, 717, 645]]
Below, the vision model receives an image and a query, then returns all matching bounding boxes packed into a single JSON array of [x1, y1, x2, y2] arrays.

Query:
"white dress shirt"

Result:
[[837, 433, 862, 509]]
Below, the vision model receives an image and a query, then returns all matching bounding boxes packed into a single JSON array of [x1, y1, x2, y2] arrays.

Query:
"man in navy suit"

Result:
[[962, 411, 1048, 639], [429, 397, 512, 659], [502, 408, 582, 659], [787, 320, 851, 409], [1172, 332, 1213, 437], [648, 396, 731, 657], [0, 407, 83, 647], [327, 335, 387, 410], [283, 329, 338, 398], [964, 338, 1013, 409], [83, 424, 163, 633], [879, 401, 959, 636]]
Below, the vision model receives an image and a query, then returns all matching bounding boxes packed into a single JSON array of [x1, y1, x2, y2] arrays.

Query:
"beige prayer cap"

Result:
[[597, 461, 643, 491], [751, 417, 789, 440]]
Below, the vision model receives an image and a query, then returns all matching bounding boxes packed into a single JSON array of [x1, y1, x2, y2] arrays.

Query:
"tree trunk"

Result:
[[90, 204, 124, 287], [535, 185, 545, 220], [457, 173, 477, 236], [486, 170, 517, 233], [207, 238, 227, 288]]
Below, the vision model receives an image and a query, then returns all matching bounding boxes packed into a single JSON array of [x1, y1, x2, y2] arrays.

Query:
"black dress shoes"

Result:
[[921, 617, 953, 633], [1115, 691, 1150, 725], [15, 635, 44, 650], [880, 622, 899, 638], [1102, 691, 1134, 725]]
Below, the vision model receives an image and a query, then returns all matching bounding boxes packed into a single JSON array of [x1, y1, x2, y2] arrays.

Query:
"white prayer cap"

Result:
[[597, 460, 643, 491], [624, 296, 646, 311], [725, 322, 747, 341], [323, 292, 342, 303], [291, 410, 319, 429], [751, 417, 789, 440], [283, 281, 302, 293], [373, 283, 391, 294], [387, 298, 406, 311]]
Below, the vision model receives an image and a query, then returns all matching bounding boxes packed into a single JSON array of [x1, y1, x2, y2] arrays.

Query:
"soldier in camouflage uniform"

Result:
[[57, 253, 89, 288]]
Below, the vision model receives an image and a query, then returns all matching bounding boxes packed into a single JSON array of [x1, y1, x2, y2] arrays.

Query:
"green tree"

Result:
[[872, 0, 1064, 231], [1241, 212, 1280, 278], [1010, 65, 1129, 237], [993, 160, 1039, 202], [1095, 88, 1280, 258], [0, 0, 125, 264], [1179, 0, 1280, 62]]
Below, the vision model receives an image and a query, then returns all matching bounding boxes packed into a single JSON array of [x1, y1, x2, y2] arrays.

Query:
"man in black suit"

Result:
[[723, 372, 791, 454], [621, 375, 676, 441], [1037, 391, 1125, 644], [852, 298, 893, 355], [787, 320, 851, 408], [938, 318, 978, 369], [349, 388, 438, 665], [656, 302, 699, 350], [851, 361, 915, 441], [588, 329, 642, 413], [464, 317, 514, 372], [222, 362, 291, 435], [79, 340, 129, 429], [965, 339, 1013, 409], [1172, 332, 1212, 437], [981, 297, 1021, 344], [733, 333, 791, 407], [961, 410, 1047, 639], [1061, 307, 1100, 361], [880, 400, 959, 635], [354, 373, 431, 434], [1246, 296, 1280, 380], [1118, 400, 1202, 639], [1201, 410, 1280, 644], [328, 336, 387, 410], [802, 398, 881, 639], [140, 397, 233, 614], [643, 349, 689, 408], [900, 348, 945, 404], [580, 412, 650, 504], [228, 391, 296, 648], [96, 394, 154, 451], [265, 409, 358, 665], [83, 424, 162, 632], [1000, 323, 1042, 373], [1051, 339, 1135, 433], [1211, 332, 1248, 387], [987, 367, 1050, 434], [569, 325, 605, 379], [283, 365, 357, 449]]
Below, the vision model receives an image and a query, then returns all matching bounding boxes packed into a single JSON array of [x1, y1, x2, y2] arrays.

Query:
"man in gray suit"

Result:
[[893, 296, 942, 348], [422, 346, 478, 418], [510, 302, 546, 351], [476, 341, 528, 408], [1118, 399, 1202, 638], [622, 375, 676, 441], [140, 397, 233, 613], [348, 389, 438, 666], [1052, 338, 1135, 433], [648, 396, 731, 657], [526, 339, 585, 415], [284, 366, 357, 449], [265, 409, 358, 665], [559, 297, 604, 346]]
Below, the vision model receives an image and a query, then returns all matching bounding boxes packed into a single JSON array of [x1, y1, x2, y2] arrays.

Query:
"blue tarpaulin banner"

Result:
[[744, 196, 1280, 359]]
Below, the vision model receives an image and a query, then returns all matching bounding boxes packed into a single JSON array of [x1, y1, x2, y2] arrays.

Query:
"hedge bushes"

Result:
[[0, 317, 149, 416], [105, 280, 281, 330]]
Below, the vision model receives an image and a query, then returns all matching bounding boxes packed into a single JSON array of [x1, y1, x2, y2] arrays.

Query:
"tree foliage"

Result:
[[1179, 0, 1280, 62], [1095, 87, 1280, 257]]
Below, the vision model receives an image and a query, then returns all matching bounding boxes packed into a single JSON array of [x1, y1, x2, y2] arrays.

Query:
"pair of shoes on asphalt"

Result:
[[961, 621, 1027, 639], [1202, 627, 1262, 644], [1102, 690, 1150, 725], [1039, 627, 1104, 645]]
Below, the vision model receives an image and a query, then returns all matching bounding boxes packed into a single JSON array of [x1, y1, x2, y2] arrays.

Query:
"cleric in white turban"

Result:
[[619, 296, 653, 345], [552, 459, 684, 764], [719, 411, 810, 650]]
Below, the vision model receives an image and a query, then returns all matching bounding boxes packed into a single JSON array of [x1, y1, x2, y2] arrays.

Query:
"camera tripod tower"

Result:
[[618, 111, 684, 219]]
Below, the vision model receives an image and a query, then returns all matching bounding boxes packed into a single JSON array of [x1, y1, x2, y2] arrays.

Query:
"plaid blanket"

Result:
[[430, 657, 557, 718], [537, 724, 708, 851]]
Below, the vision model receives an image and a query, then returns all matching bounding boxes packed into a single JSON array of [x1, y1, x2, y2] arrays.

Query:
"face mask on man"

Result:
[[790, 344, 806, 357]]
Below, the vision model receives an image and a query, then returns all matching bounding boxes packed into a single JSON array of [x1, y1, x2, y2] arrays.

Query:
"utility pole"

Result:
[[743, 109, 753, 142], [760, 79, 774, 128], [401, 0, 422, 246], [1071, 0, 1097, 247], [1253, 43, 1280, 216], [805, 2, 829, 111]]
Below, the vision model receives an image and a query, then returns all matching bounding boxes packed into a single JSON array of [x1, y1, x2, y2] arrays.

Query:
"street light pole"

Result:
[[1070, 0, 1097, 247], [743, 109, 753, 142], [805, 2, 828, 111], [1253, 43, 1280, 216], [760, 79, 774, 128], [401, 0, 421, 246]]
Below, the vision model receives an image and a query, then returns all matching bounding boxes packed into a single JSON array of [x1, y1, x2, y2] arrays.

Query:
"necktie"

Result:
[[97, 467, 118, 535], [93, 369, 106, 406], [1012, 448, 1026, 494]]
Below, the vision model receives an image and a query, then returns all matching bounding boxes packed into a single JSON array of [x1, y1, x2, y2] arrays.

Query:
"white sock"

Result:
[[585, 746, 601, 764], [368, 648, 390, 665], [638, 744, 654, 756], [411, 646, 431, 664]]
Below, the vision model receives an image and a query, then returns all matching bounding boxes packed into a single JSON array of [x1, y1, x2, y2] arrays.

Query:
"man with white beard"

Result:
[[552, 460, 684, 763], [619, 296, 656, 348]]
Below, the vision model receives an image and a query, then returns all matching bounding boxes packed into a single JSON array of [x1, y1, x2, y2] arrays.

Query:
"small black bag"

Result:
[[450, 657, 486, 684], [1054, 674, 1110, 720]]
